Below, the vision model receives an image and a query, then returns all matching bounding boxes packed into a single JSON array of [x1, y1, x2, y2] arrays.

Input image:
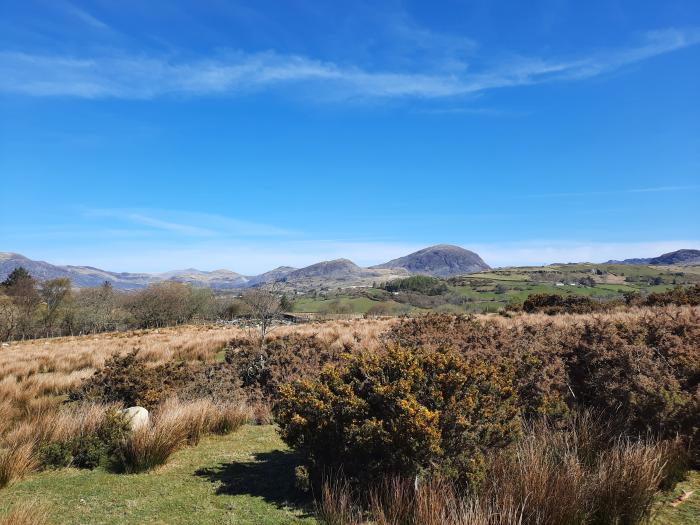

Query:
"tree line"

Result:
[[0, 267, 289, 341]]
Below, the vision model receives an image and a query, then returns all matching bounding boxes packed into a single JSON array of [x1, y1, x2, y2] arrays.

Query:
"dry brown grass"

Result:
[[0, 320, 392, 485], [0, 440, 38, 489], [0, 325, 243, 433], [112, 407, 188, 473], [111, 397, 250, 473], [0, 501, 50, 525], [317, 411, 685, 525]]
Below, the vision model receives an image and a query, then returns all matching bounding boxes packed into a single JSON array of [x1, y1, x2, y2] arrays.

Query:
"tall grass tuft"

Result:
[[316, 412, 688, 525], [316, 475, 363, 525], [0, 439, 38, 489], [210, 402, 249, 435], [0, 501, 50, 525], [111, 408, 188, 473]]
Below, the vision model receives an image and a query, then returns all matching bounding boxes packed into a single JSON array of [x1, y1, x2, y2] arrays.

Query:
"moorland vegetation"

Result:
[[1, 302, 699, 523]]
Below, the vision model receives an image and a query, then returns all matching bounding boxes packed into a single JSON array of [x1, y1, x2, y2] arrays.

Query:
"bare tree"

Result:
[[241, 285, 281, 346]]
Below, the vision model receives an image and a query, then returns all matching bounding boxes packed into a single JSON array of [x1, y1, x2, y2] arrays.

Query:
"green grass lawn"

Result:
[[652, 470, 700, 524], [0, 423, 697, 524], [0, 425, 317, 525]]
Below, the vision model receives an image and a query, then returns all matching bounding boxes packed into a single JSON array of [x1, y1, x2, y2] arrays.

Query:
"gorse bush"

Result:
[[37, 407, 130, 470], [225, 333, 352, 403], [645, 284, 700, 306], [276, 346, 520, 488], [386, 311, 700, 461], [522, 293, 609, 314], [69, 350, 195, 409], [317, 413, 687, 525]]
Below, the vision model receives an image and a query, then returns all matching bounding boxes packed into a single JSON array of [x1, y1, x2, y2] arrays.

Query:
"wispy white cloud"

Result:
[[1, 28, 698, 100], [61, 2, 110, 31], [86, 209, 295, 238]]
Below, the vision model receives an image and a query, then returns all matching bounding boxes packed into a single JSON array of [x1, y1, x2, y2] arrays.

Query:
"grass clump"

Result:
[[0, 501, 50, 525]]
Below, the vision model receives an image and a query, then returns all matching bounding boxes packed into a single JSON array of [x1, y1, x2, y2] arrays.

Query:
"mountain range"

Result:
[[0, 245, 490, 290], [3, 247, 698, 291], [606, 249, 700, 266]]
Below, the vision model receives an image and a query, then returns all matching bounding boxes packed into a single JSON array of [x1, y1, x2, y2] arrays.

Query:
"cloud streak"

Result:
[[1, 28, 698, 100], [86, 209, 295, 238]]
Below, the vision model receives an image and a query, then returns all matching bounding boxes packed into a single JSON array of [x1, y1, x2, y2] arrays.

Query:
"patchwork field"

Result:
[[291, 263, 700, 314]]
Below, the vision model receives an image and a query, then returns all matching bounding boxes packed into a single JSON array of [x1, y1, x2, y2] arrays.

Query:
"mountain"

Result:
[[286, 259, 364, 280], [606, 249, 700, 266], [246, 266, 297, 287], [156, 269, 250, 289], [0, 253, 154, 289], [0, 245, 489, 291], [278, 258, 409, 290], [371, 244, 490, 277]]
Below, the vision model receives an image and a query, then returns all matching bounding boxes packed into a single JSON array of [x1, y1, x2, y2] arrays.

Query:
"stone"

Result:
[[122, 406, 150, 430]]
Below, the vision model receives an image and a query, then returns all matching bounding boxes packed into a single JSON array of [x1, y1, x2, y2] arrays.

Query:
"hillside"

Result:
[[0, 253, 154, 289], [371, 244, 490, 277], [291, 262, 700, 315], [280, 258, 408, 291], [607, 249, 700, 266]]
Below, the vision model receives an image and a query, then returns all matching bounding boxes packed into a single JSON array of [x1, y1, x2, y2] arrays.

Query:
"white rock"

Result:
[[122, 406, 150, 430]]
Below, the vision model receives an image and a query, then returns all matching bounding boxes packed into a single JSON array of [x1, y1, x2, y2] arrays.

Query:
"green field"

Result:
[[1, 424, 697, 524], [291, 264, 700, 315], [0, 426, 316, 525]]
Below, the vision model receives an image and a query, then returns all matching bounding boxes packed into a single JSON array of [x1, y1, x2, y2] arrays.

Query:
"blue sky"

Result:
[[1, 1, 699, 273]]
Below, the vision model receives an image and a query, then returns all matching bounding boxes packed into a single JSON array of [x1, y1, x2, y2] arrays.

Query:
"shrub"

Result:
[[72, 435, 106, 469], [38, 441, 73, 469], [276, 346, 520, 488], [388, 310, 700, 457], [381, 275, 449, 296], [645, 284, 700, 306], [565, 316, 698, 444], [226, 333, 352, 403], [522, 293, 610, 315], [317, 413, 684, 525], [70, 350, 195, 409], [387, 314, 571, 420]]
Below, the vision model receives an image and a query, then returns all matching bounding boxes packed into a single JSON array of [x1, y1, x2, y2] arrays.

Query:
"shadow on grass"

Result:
[[195, 450, 314, 515]]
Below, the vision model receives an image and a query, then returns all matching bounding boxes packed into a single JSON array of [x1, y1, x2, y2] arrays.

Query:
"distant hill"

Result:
[[155, 268, 250, 289], [371, 244, 490, 277], [279, 259, 408, 289], [606, 249, 700, 266], [246, 266, 297, 287], [0, 245, 489, 290], [0, 252, 154, 289], [286, 259, 364, 280]]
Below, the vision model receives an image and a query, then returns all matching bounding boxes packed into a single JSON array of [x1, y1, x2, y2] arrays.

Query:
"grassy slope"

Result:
[[291, 264, 700, 314], [0, 423, 697, 524], [0, 425, 317, 525]]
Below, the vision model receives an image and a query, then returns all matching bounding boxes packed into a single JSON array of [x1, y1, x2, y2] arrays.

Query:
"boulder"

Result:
[[122, 406, 150, 430]]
